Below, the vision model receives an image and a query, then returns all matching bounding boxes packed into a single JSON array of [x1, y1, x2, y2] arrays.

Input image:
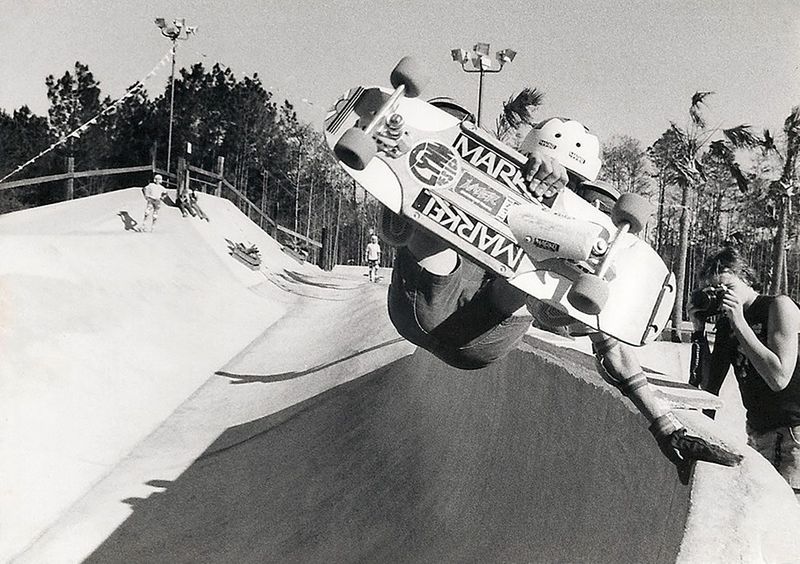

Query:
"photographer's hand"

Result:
[[721, 287, 746, 329]]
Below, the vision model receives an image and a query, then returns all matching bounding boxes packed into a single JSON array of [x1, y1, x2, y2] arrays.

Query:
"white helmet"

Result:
[[519, 117, 601, 181]]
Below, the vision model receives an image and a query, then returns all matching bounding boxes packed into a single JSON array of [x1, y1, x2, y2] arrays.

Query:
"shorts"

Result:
[[367, 259, 379, 268], [746, 423, 800, 489], [387, 247, 532, 370], [144, 197, 162, 215]]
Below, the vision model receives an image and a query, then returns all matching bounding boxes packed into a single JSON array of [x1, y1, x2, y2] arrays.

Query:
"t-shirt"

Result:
[[143, 182, 167, 200], [366, 242, 381, 261]]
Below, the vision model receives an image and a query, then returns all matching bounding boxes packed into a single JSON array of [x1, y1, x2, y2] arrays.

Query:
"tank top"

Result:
[[714, 295, 800, 431]]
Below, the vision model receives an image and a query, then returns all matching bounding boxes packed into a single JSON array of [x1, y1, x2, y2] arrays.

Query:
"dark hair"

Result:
[[700, 246, 758, 288]]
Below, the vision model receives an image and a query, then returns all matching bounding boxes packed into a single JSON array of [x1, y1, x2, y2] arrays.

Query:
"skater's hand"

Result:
[[521, 151, 569, 200]]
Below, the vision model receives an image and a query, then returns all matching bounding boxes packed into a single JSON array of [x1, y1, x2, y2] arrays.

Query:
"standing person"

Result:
[[385, 102, 741, 482], [365, 234, 382, 282], [690, 246, 800, 495], [141, 174, 168, 232]]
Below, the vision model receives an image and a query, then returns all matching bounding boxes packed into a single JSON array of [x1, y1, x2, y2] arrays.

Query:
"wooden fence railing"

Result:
[[0, 159, 324, 255]]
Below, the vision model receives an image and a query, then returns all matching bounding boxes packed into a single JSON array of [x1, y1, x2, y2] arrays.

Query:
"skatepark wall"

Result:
[[3, 187, 800, 563], [0, 188, 318, 562]]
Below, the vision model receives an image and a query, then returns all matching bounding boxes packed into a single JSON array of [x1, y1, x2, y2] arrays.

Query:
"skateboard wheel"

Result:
[[378, 205, 413, 247], [567, 273, 609, 315], [335, 127, 377, 171], [390, 56, 428, 98], [611, 193, 652, 235]]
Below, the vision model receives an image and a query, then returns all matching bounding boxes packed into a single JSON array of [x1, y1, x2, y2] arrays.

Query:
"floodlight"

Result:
[[498, 49, 517, 64], [450, 42, 516, 127], [473, 42, 490, 56]]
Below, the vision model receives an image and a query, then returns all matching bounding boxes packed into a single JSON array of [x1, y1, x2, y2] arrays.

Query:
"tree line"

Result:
[[0, 61, 797, 332]]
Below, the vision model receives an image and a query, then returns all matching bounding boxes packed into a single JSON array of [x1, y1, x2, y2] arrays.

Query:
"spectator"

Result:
[[177, 186, 196, 218], [189, 189, 210, 221], [141, 174, 168, 232], [365, 234, 382, 282]]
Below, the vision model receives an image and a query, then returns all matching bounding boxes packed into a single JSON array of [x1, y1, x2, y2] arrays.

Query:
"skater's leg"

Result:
[[590, 333, 669, 423], [388, 242, 530, 370], [407, 226, 527, 317], [150, 200, 162, 230], [488, 278, 530, 318], [142, 200, 154, 230], [406, 228, 458, 276], [590, 332, 742, 483]]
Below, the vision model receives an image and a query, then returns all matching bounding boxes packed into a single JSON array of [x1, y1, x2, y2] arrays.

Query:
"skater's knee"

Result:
[[591, 334, 648, 397]]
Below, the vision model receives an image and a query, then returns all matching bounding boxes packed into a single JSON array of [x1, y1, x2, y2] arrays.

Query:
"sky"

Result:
[[1, 0, 798, 148]]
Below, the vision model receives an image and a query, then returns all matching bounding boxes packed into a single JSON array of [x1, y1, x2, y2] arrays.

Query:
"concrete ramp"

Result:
[[4, 189, 800, 563], [0, 189, 313, 561], [79, 344, 693, 563], [64, 331, 799, 564]]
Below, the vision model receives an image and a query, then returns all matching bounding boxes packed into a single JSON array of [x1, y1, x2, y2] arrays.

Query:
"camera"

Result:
[[690, 286, 727, 319]]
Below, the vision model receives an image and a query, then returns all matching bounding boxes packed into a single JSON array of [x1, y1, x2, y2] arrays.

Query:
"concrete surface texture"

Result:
[[2, 189, 800, 563]]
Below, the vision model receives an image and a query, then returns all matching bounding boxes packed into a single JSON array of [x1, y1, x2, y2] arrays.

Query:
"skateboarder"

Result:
[[365, 234, 382, 282], [141, 174, 168, 232], [387, 102, 741, 482]]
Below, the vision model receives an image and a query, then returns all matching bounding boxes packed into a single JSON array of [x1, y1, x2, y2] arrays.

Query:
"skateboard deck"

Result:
[[324, 78, 675, 347], [646, 375, 724, 412]]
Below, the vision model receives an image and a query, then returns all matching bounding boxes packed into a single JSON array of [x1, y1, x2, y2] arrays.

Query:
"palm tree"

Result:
[[494, 87, 544, 146], [665, 92, 757, 339], [761, 107, 800, 294]]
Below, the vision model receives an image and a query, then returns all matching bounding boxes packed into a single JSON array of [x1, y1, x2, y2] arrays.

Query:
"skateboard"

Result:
[[323, 57, 676, 346], [227, 240, 262, 270], [646, 375, 724, 412]]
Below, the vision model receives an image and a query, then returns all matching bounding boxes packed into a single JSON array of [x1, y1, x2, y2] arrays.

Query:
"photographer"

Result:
[[689, 246, 800, 496]]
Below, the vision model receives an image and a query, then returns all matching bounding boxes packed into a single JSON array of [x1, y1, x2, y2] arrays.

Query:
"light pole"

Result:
[[450, 43, 516, 127], [154, 18, 196, 180]]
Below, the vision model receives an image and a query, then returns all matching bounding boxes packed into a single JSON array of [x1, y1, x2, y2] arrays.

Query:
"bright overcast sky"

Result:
[[1, 0, 798, 146]]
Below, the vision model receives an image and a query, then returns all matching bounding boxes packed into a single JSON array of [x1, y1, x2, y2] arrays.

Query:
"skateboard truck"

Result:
[[375, 113, 411, 157], [334, 57, 428, 170], [566, 193, 653, 315]]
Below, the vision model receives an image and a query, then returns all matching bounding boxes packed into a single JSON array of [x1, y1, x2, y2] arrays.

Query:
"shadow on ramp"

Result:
[[86, 346, 688, 564], [217, 337, 407, 384]]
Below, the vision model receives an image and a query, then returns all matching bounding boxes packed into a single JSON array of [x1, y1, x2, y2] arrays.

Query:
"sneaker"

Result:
[[650, 412, 742, 484]]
